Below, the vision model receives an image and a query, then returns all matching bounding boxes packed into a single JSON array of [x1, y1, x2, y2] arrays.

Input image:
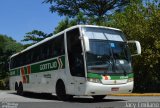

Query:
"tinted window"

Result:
[[67, 28, 85, 77], [10, 34, 64, 69]]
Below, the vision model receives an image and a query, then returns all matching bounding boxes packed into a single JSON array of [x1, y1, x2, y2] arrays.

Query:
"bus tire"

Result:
[[15, 82, 18, 91], [56, 80, 72, 101], [17, 82, 23, 96], [92, 95, 106, 100]]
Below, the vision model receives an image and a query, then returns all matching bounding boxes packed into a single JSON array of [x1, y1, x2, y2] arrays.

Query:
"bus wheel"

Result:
[[56, 81, 72, 101], [17, 82, 23, 96], [15, 82, 18, 91], [92, 95, 106, 100]]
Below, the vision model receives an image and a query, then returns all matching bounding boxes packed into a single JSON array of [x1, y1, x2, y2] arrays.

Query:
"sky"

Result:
[[0, 0, 63, 43]]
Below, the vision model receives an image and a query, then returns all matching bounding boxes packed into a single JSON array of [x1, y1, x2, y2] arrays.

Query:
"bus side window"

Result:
[[49, 42, 53, 58], [26, 52, 30, 65], [33, 48, 39, 63], [30, 51, 34, 64], [51, 34, 64, 58], [67, 28, 85, 77]]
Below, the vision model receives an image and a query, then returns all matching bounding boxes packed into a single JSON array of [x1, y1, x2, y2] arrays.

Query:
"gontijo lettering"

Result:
[[40, 61, 57, 71]]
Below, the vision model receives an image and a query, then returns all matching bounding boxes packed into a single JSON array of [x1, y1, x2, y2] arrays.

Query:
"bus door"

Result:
[[66, 28, 86, 95]]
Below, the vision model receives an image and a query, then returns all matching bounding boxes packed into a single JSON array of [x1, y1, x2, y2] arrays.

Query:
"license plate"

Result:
[[111, 87, 119, 91]]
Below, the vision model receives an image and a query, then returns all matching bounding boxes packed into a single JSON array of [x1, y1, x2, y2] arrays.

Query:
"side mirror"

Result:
[[127, 41, 141, 56], [83, 36, 90, 52]]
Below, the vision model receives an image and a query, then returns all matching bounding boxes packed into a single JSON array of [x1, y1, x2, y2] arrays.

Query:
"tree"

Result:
[[0, 34, 23, 79], [22, 30, 53, 47], [109, 0, 160, 92], [52, 0, 160, 92], [43, 0, 130, 23], [53, 16, 86, 34]]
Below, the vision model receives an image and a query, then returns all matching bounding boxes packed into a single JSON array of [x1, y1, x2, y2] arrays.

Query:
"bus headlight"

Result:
[[87, 78, 101, 83], [127, 78, 133, 82]]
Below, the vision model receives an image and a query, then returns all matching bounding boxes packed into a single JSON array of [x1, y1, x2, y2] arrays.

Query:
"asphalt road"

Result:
[[0, 90, 160, 108]]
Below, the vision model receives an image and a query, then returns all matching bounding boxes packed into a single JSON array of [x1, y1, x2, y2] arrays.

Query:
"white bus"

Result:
[[9, 25, 141, 100]]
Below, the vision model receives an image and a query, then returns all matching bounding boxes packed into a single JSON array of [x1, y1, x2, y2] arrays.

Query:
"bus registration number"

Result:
[[111, 87, 119, 91]]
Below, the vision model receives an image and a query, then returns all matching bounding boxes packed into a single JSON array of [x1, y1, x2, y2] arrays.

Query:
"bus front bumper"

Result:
[[84, 81, 133, 95]]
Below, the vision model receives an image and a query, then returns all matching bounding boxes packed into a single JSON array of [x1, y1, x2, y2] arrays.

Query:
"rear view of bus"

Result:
[[78, 26, 141, 99]]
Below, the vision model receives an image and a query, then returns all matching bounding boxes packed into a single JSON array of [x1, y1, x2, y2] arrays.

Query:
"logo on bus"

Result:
[[39, 57, 63, 71], [40, 61, 57, 71]]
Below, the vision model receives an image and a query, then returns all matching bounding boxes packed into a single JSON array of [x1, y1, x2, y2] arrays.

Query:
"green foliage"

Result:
[[53, 16, 85, 34], [53, 11, 106, 34], [0, 34, 23, 79], [0, 80, 5, 90], [109, 0, 160, 92], [22, 30, 53, 43], [53, 17, 75, 34], [43, 0, 130, 23], [22, 30, 53, 47], [51, 0, 160, 92], [0, 77, 9, 90]]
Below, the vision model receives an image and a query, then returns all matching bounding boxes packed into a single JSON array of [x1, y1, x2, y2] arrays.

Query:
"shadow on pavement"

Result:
[[68, 99, 125, 103], [10, 92, 59, 100], [10, 92, 126, 103], [68, 97, 126, 103]]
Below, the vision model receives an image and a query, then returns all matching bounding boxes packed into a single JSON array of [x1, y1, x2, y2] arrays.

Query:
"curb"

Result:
[[108, 93, 160, 96]]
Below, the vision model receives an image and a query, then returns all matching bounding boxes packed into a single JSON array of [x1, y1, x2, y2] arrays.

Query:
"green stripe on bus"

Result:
[[10, 56, 65, 76], [87, 73, 102, 79], [128, 73, 134, 78], [110, 75, 128, 80], [87, 72, 133, 80]]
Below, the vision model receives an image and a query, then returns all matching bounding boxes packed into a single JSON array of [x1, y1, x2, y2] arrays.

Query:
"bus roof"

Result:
[[10, 25, 122, 58]]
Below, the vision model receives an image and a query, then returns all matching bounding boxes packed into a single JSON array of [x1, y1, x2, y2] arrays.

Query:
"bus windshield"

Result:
[[83, 27, 132, 75]]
